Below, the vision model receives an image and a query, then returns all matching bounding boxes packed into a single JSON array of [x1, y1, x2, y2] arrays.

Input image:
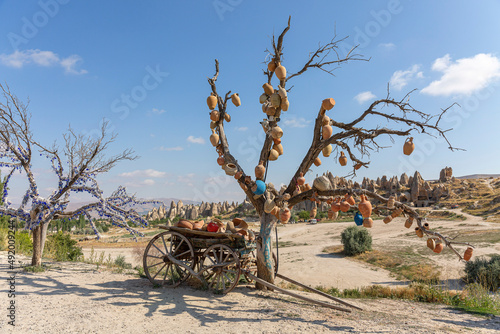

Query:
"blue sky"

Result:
[[0, 0, 499, 205]]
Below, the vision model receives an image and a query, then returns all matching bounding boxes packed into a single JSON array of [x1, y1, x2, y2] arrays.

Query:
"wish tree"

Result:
[[206, 18, 474, 288]]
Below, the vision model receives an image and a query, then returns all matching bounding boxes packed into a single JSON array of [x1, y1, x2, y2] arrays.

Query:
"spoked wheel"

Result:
[[200, 244, 241, 294], [143, 231, 195, 287], [244, 251, 277, 283]]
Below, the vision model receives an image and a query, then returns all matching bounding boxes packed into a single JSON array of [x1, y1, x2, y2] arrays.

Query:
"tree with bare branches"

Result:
[[0, 84, 157, 266], [206, 17, 474, 288]]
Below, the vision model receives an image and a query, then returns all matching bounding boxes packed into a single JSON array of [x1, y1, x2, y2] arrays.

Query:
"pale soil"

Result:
[[1, 210, 499, 333]]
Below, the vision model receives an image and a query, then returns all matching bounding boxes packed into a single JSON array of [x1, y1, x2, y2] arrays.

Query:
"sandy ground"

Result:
[[1, 210, 499, 333]]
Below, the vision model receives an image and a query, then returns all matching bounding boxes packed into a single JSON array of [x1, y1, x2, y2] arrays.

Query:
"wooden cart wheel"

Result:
[[200, 244, 241, 294], [244, 251, 277, 283], [143, 231, 195, 287]]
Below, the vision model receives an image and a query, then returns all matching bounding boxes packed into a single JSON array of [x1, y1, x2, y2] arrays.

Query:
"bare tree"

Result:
[[0, 84, 156, 266], [206, 17, 473, 288]]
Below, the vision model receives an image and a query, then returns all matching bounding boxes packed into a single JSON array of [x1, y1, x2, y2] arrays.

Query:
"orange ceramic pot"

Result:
[[207, 94, 218, 110], [339, 152, 347, 166], [255, 161, 266, 179], [210, 110, 220, 122], [231, 93, 241, 107], [415, 227, 424, 238], [297, 172, 306, 186], [403, 137, 415, 155], [313, 157, 321, 167], [363, 218, 374, 228], [345, 194, 356, 206], [463, 247, 473, 261], [322, 98, 336, 110], [358, 195, 372, 218], [176, 220, 193, 229], [340, 201, 350, 213]]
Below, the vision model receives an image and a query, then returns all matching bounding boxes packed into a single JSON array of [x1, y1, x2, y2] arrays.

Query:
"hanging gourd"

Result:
[[322, 124, 333, 140], [415, 227, 424, 238], [231, 93, 241, 107], [259, 94, 268, 104], [207, 94, 218, 110], [354, 212, 364, 226], [404, 216, 414, 228], [328, 207, 339, 220], [322, 115, 330, 126], [270, 93, 281, 108], [340, 200, 350, 213], [217, 156, 225, 166], [275, 65, 286, 80], [433, 241, 444, 254], [255, 161, 266, 179], [339, 152, 347, 166], [280, 208, 291, 224], [427, 238, 436, 251], [209, 129, 219, 147], [387, 196, 395, 209], [281, 97, 289, 111], [322, 98, 336, 110], [210, 110, 220, 122], [263, 83, 274, 95], [322, 144, 332, 157], [403, 137, 415, 155], [313, 157, 321, 166], [345, 193, 356, 206], [271, 126, 283, 139], [269, 148, 279, 161]]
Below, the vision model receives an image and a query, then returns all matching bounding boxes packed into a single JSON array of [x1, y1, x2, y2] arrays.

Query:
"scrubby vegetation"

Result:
[[340, 226, 372, 256], [45, 232, 83, 262], [464, 255, 500, 292]]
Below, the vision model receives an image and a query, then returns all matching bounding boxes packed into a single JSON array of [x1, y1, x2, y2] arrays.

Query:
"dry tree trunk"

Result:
[[31, 223, 42, 266], [256, 212, 275, 290]]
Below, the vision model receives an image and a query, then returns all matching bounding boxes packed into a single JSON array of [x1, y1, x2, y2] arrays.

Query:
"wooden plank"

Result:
[[276, 273, 363, 310], [243, 272, 352, 313]]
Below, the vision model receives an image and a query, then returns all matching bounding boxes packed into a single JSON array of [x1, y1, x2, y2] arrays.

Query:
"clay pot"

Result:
[[275, 65, 286, 80], [273, 138, 282, 145], [404, 216, 414, 228], [268, 59, 277, 72], [427, 238, 436, 251], [313, 175, 331, 192], [259, 94, 268, 104], [423, 222, 430, 230], [192, 221, 204, 230], [339, 152, 347, 166], [331, 198, 341, 213], [322, 98, 336, 110], [345, 194, 356, 206], [271, 126, 283, 139], [358, 194, 372, 218], [391, 208, 403, 218], [310, 206, 317, 219], [263, 83, 274, 95], [244, 176, 252, 185], [217, 156, 225, 166], [210, 129, 219, 147], [433, 242, 444, 254], [387, 196, 395, 209], [270, 93, 281, 108], [383, 215, 393, 224], [264, 195, 276, 214], [210, 110, 220, 122], [313, 157, 321, 166], [303, 183, 312, 191], [234, 171, 243, 180], [464, 247, 473, 261], [280, 208, 291, 223], [266, 105, 277, 116], [231, 93, 241, 107], [340, 201, 350, 213], [176, 220, 193, 229], [322, 125, 333, 140], [363, 218, 374, 228], [283, 193, 291, 201], [281, 97, 289, 111], [224, 113, 231, 122], [327, 207, 338, 220], [354, 163, 362, 170], [255, 161, 266, 179], [210, 121, 217, 130], [322, 144, 332, 157], [403, 137, 415, 156], [239, 182, 248, 191], [322, 115, 330, 126], [297, 172, 306, 186], [415, 227, 424, 238], [224, 163, 237, 176], [278, 85, 287, 98], [269, 148, 279, 161], [270, 206, 280, 220], [273, 143, 283, 156], [207, 94, 218, 110], [261, 119, 270, 133], [354, 212, 364, 226]]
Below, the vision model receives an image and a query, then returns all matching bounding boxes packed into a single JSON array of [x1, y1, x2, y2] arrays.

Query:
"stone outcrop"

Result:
[[439, 166, 453, 182], [145, 200, 239, 221]]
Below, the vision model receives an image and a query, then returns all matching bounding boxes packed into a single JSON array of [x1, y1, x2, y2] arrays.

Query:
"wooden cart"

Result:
[[142, 225, 257, 294]]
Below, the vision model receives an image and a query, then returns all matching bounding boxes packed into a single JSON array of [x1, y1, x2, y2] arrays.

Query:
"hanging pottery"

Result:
[[322, 144, 332, 157], [278, 85, 287, 98], [268, 59, 277, 72], [263, 83, 274, 95], [313, 175, 331, 192], [354, 163, 362, 170], [273, 143, 284, 156], [322, 115, 330, 126], [234, 171, 243, 180], [244, 176, 252, 185], [433, 242, 444, 254], [270, 93, 281, 108], [207, 94, 218, 110], [270, 206, 280, 220], [363, 218, 374, 228], [354, 212, 363, 226], [261, 119, 270, 133], [427, 238, 436, 251], [340, 201, 350, 213], [322, 98, 336, 110], [266, 106, 277, 116], [271, 126, 283, 139], [327, 206, 338, 220], [192, 221, 204, 231], [297, 172, 306, 186], [273, 138, 282, 145], [322, 125, 333, 140], [313, 157, 321, 166], [255, 161, 266, 179], [281, 97, 289, 111], [210, 110, 220, 122], [217, 156, 225, 166], [210, 121, 217, 130], [387, 196, 395, 209], [252, 180, 266, 195], [259, 94, 268, 104], [210, 129, 219, 147], [229, 93, 240, 107], [303, 183, 312, 191], [415, 227, 424, 238], [224, 163, 237, 176], [275, 65, 286, 80], [331, 198, 341, 212], [358, 195, 372, 218], [345, 193, 356, 206], [239, 182, 248, 191], [403, 137, 415, 155], [264, 192, 276, 214], [423, 222, 430, 230], [391, 208, 403, 218], [280, 208, 291, 223], [463, 247, 473, 261], [404, 216, 413, 228], [224, 113, 231, 122], [383, 215, 392, 224], [269, 148, 279, 161], [339, 152, 347, 166]]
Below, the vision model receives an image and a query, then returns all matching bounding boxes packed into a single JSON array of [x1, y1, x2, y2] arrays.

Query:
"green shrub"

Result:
[[15, 231, 33, 255], [114, 255, 132, 269], [340, 226, 372, 256], [464, 255, 500, 291], [45, 232, 83, 262]]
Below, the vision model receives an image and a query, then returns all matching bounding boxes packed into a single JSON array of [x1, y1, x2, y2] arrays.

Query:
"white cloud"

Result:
[[236, 127, 248, 131], [354, 91, 376, 104], [178, 173, 195, 185], [151, 108, 166, 115], [158, 146, 183, 151], [119, 169, 167, 178], [0, 49, 87, 75], [421, 53, 500, 97], [142, 179, 155, 186], [283, 117, 311, 128], [187, 136, 205, 144], [390, 64, 423, 90], [379, 43, 396, 50]]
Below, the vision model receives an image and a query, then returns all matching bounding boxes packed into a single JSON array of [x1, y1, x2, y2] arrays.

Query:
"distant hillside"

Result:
[[456, 174, 500, 180]]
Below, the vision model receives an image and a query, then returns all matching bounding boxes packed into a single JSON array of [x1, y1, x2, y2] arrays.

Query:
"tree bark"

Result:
[[31, 223, 42, 266], [256, 212, 275, 290]]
